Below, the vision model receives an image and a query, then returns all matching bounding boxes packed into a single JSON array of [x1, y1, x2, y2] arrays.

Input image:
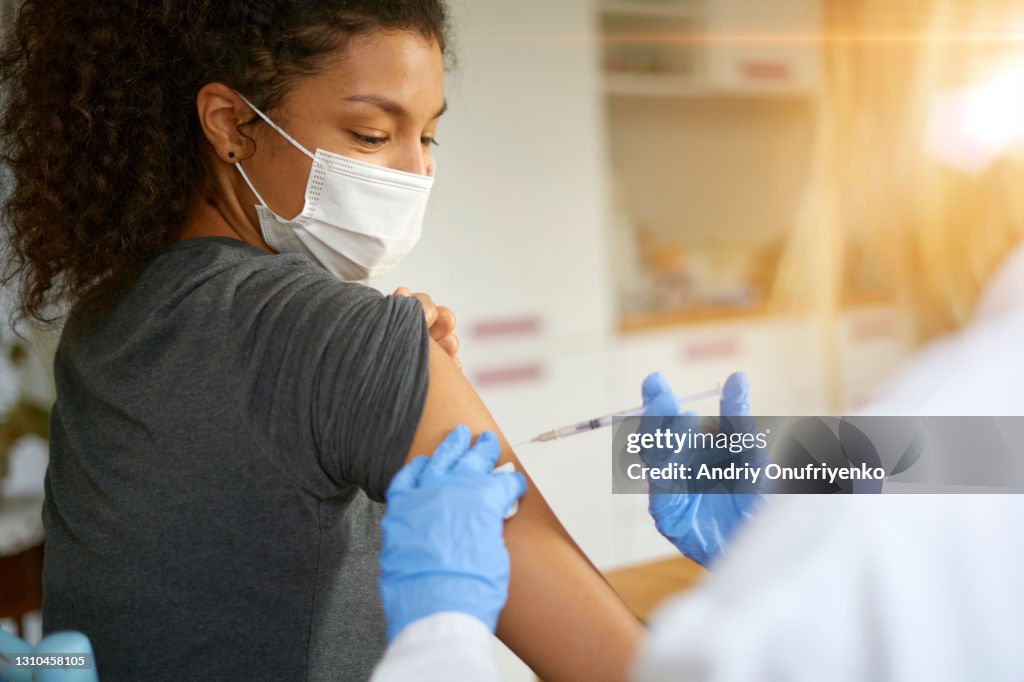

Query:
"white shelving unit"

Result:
[[599, 0, 822, 98], [599, 0, 861, 417]]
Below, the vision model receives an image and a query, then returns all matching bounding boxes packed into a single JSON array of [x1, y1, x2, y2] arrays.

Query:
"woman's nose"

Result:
[[391, 143, 430, 176]]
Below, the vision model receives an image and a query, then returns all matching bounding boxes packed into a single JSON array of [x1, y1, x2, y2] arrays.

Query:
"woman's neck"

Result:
[[178, 189, 272, 253]]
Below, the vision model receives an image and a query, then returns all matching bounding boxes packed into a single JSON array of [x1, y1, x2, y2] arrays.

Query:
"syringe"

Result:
[[512, 385, 721, 447]]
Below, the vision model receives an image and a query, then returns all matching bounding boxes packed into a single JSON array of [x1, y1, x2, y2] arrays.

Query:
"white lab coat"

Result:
[[371, 243, 1024, 682]]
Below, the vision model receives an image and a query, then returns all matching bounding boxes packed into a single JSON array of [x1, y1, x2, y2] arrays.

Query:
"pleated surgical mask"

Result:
[[233, 91, 435, 281]]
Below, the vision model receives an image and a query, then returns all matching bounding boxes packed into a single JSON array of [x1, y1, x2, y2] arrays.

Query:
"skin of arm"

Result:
[[404, 339, 644, 682]]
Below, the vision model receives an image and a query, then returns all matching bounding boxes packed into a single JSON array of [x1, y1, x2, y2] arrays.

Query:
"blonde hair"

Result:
[[774, 0, 1024, 344]]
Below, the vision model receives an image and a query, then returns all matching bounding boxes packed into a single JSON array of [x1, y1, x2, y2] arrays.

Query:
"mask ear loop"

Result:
[[234, 161, 270, 208], [231, 90, 317, 212], [233, 90, 315, 161]]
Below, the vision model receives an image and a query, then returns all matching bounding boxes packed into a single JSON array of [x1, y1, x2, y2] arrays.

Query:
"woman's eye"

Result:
[[422, 137, 440, 147], [353, 133, 387, 148]]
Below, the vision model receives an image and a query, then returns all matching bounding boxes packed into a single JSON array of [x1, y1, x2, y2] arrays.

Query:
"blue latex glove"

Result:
[[378, 425, 527, 643], [0, 629, 98, 682], [640, 371, 767, 568]]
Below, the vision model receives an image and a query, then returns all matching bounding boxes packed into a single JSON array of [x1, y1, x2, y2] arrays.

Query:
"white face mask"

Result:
[[232, 91, 435, 281]]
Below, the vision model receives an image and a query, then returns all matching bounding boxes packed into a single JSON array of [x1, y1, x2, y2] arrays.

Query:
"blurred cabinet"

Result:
[[599, 1, 822, 330], [704, 0, 822, 95], [612, 313, 833, 415], [613, 307, 913, 416], [835, 305, 913, 410], [601, 0, 822, 97]]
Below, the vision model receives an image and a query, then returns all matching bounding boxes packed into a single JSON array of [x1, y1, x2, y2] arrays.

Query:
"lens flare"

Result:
[[926, 64, 1024, 174]]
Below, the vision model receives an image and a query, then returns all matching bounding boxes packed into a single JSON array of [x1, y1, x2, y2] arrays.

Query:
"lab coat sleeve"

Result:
[[632, 495, 1024, 682], [369, 612, 504, 682], [631, 496, 861, 682]]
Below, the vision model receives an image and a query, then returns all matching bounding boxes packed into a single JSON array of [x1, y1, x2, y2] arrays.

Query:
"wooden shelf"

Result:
[[619, 295, 896, 334], [620, 301, 768, 332]]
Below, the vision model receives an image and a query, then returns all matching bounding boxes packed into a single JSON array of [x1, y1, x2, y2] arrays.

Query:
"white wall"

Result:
[[371, 0, 613, 345]]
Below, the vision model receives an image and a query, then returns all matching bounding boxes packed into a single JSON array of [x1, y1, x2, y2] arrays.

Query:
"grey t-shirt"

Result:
[[41, 236, 430, 681]]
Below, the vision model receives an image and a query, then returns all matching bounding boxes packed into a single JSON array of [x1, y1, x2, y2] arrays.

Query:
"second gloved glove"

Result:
[[378, 426, 527, 642], [640, 371, 768, 568]]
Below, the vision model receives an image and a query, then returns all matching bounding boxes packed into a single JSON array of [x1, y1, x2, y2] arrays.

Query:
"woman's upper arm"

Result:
[[406, 339, 644, 682], [229, 268, 430, 501]]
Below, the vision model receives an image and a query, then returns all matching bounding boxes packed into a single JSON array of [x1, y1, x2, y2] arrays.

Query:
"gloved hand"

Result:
[[379, 425, 527, 643], [0, 629, 98, 682], [640, 371, 767, 568]]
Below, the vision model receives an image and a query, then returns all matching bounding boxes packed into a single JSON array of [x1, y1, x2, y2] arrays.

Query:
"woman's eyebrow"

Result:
[[344, 94, 448, 120]]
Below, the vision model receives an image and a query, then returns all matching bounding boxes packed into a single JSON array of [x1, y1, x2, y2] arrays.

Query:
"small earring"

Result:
[[228, 151, 236, 159]]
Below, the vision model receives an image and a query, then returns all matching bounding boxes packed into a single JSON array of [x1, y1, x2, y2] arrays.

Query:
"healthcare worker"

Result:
[[369, 0, 1024, 679], [0, 2, 644, 680]]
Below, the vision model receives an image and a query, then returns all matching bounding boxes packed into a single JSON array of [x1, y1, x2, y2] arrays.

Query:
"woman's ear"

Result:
[[195, 81, 254, 163]]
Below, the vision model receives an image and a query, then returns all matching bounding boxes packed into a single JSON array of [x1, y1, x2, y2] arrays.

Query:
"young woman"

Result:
[[0, 2, 641, 680]]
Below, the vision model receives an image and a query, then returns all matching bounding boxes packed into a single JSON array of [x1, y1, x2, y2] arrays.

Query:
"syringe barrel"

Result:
[[526, 384, 720, 445], [535, 429, 560, 443], [555, 416, 616, 439]]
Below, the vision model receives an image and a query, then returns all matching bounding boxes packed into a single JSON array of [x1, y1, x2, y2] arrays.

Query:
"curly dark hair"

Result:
[[0, 0, 453, 327]]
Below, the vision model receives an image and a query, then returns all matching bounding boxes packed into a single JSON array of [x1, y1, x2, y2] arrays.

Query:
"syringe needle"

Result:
[[513, 383, 721, 447]]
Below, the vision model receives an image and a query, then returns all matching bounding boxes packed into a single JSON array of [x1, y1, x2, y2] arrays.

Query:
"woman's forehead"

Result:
[[287, 29, 445, 121]]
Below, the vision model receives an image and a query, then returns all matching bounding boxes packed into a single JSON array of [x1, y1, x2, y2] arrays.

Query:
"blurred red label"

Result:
[[473, 362, 544, 388], [682, 337, 738, 362], [740, 60, 790, 81], [850, 314, 896, 343], [470, 316, 542, 340]]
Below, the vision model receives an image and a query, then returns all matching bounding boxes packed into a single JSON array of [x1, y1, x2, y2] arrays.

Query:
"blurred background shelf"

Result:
[[603, 72, 710, 97], [619, 294, 897, 333], [599, 0, 822, 98], [600, 1, 704, 21], [619, 301, 768, 331]]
